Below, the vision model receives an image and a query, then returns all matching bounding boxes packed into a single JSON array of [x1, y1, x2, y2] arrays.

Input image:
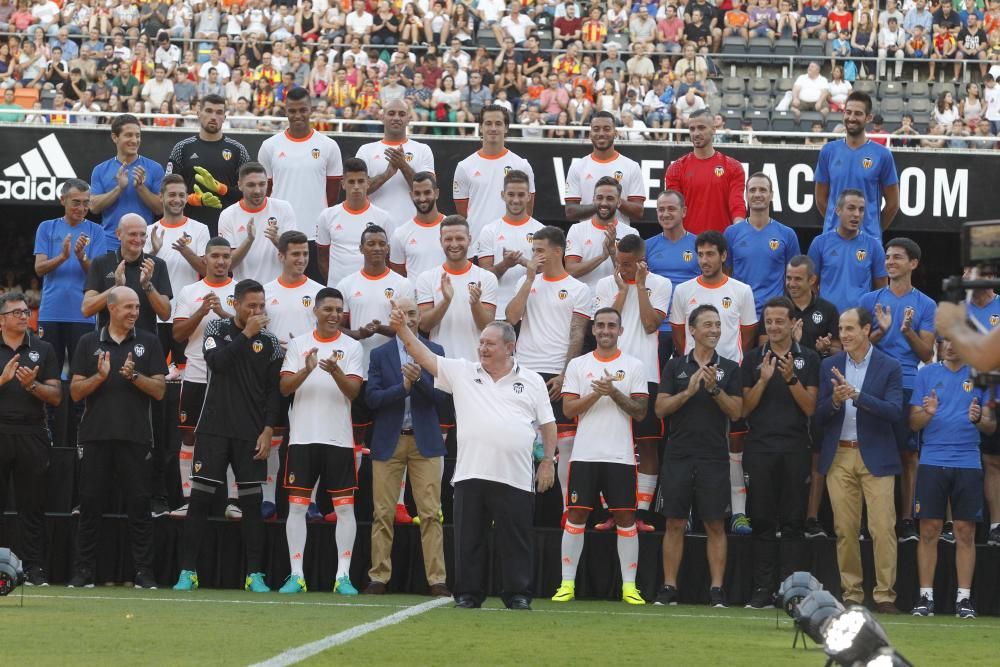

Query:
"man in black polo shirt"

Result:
[[741, 296, 820, 609], [0, 292, 62, 586], [83, 213, 172, 333], [68, 286, 167, 589], [654, 304, 742, 608], [173, 279, 283, 594]]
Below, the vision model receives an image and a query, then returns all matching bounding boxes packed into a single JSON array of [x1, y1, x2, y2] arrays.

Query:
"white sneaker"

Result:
[[225, 503, 243, 520], [169, 503, 189, 518]]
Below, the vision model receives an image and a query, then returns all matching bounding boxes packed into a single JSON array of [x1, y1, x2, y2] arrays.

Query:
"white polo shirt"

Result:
[[144, 216, 211, 323], [389, 214, 447, 278], [218, 197, 296, 284], [173, 277, 236, 384], [258, 129, 343, 241], [594, 273, 673, 384], [262, 275, 324, 343], [416, 261, 498, 361], [452, 148, 535, 246], [669, 274, 757, 363], [512, 272, 593, 375], [565, 218, 638, 292], [436, 357, 554, 492], [474, 214, 544, 315], [356, 138, 435, 232], [281, 330, 363, 448], [315, 199, 393, 288], [563, 350, 648, 463], [564, 151, 647, 226], [336, 267, 414, 378]]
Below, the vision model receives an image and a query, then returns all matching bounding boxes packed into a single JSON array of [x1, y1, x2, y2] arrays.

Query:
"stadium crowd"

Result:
[[0, 17, 997, 616], [0, 0, 998, 144]]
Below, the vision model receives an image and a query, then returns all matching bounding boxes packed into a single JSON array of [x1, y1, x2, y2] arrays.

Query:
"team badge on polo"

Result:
[[222, 149, 232, 161], [615, 369, 626, 380], [722, 296, 732, 309], [794, 357, 805, 370], [503, 166, 512, 175], [28, 351, 39, 362], [302, 295, 312, 307], [194, 461, 202, 472], [311, 148, 320, 159], [769, 239, 779, 251], [226, 295, 235, 307], [267, 217, 277, 227], [683, 250, 693, 262], [288, 473, 296, 483], [384, 288, 395, 298], [715, 368, 725, 382], [334, 350, 345, 360], [181, 232, 192, 245], [252, 340, 263, 353], [856, 249, 867, 261], [512, 382, 524, 394], [991, 314, 1000, 327], [714, 166, 724, 177], [405, 152, 414, 162], [614, 170, 623, 181], [179, 411, 187, 423], [862, 157, 873, 169], [812, 311, 823, 324], [134, 344, 145, 357], [558, 289, 568, 300], [570, 491, 578, 503], [963, 380, 973, 392]]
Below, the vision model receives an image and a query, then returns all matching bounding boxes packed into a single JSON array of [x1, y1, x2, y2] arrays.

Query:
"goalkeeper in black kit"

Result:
[[173, 279, 283, 593]]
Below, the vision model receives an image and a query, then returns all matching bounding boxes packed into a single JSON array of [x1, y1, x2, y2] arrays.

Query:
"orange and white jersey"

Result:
[[262, 275, 325, 344], [416, 261, 499, 361], [389, 214, 447, 278], [565, 218, 638, 291], [173, 277, 236, 384], [452, 148, 535, 245], [669, 275, 757, 363], [144, 216, 211, 323], [563, 350, 647, 463], [282, 330, 363, 447], [512, 272, 593, 375], [356, 138, 435, 231], [336, 267, 414, 378], [315, 200, 393, 288], [218, 197, 296, 284], [474, 214, 544, 314], [564, 151, 646, 226], [594, 273, 673, 384]]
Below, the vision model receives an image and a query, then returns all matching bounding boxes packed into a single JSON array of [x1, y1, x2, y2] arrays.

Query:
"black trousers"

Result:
[[38, 320, 92, 448], [744, 446, 810, 593], [0, 432, 49, 568], [306, 240, 324, 284], [453, 478, 534, 606], [74, 440, 154, 575]]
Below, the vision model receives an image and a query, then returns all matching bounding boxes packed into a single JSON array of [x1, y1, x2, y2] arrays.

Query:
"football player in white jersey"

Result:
[[358, 98, 435, 230], [553, 307, 649, 605], [389, 172, 447, 278], [594, 234, 673, 533], [565, 177, 638, 292], [476, 169, 544, 316], [564, 111, 647, 226], [506, 226, 593, 522]]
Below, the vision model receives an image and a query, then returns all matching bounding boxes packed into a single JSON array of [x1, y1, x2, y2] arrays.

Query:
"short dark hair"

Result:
[[532, 225, 566, 251], [440, 215, 470, 232], [479, 104, 510, 126], [762, 296, 795, 320], [315, 287, 344, 305], [658, 189, 686, 207], [343, 157, 368, 176], [688, 303, 719, 328], [0, 291, 27, 310], [617, 234, 644, 255], [234, 279, 264, 302], [591, 110, 616, 125], [689, 108, 712, 121], [788, 254, 816, 277], [886, 236, 921, 261], [278, 230, 309, 254], [695, 230, 727, 256], [843, 306, 873, 329], [503, 169, 531, 189], [746, 171, 773, 190], [205, 236, 232, 253], [111, 113, 141, 135], [160, 173, 186, 190], [239, 161, 267, 180], [360, 224, 388, 244], [593, 306, 622, 324], [286, 86, 310, 103], [594, 175, 622, 195], [846, 90, 873, 114], [202, 93, 226, 107], [60, 178, 91, 196], [835, 188, 865, 208], [412, 171, 437, 189]]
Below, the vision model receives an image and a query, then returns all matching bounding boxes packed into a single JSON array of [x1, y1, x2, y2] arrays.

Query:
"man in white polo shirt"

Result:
[[389, 173, 447, 279], [389, 306, 556, 611], [565, 177, 638, 292]]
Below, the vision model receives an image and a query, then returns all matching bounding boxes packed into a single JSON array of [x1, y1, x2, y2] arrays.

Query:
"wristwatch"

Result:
[[708, 386, 721, 397], [786, 375, 800, 386], [130, 371, 140, 382], [28, 381, 39, 393], [142, 282, 153, 292]]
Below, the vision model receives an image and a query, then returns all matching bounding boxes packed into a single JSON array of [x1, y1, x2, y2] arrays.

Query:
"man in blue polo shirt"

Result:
[[807, 189, 888, 314], [725, 173, 800, 319], [909, 339, 994, 619], [89, 113, 165, 249], [815, 91, 899, 241], [858, 237, 936, 544], [645, 189, 700, 369]]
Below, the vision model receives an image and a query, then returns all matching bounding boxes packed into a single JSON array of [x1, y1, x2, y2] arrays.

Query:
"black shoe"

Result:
[[709, 586, 728, 608], [134, 570, 158, 590], [454, 595, 481, 609], [746, 587, 774, 609], [507, 595, 532, 610], [897, 519, 918, 543], [25, 566, 49, 587], [939, 522, 956, 544], [804, 517, 828, 539], [67, 569, 94, 589], [988, 525, 1000, 547], [911, 594, 934, 616], [150, 496, 170, 518], [654, 584, 678, 606], [956, 597, 977, 619]]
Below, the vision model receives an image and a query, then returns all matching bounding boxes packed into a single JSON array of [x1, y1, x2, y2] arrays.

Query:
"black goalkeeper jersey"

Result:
[[166, 135, 250, 236]]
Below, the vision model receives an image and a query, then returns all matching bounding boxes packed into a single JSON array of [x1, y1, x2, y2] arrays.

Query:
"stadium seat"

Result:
[[930, 81, 957, 100], [880, 81, 904, 98], [880, 97, 905, 115], [851, 80, 877, 99], [749, 94, 771, 110], [773, 39, 797, 57], [799, 40, 826, 58], [722, 93, 745, 110], [906, 97, 932, 116], [477, 27, 498, 50], [907, 81, 931, 99], [745, 109, 769, 131], [775, 77, 795, 93], [722, 77, 747, 95], [770, 110, 798, 132], [799, 110, 826, 126], [14, 88, 39, 109], [723, 108, 742, 129], [722, 36, 748, 55], [708, 96, 723, 114], [749, 36, 774, 65], [749, 78, 773, 95]]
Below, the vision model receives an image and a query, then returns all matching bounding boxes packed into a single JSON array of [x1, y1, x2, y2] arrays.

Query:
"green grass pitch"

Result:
[[4, 588, 998, 665]]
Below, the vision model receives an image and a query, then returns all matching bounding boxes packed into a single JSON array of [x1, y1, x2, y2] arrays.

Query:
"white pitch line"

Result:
[[248, 597, 452, 667], [25, 592, 414, 610]]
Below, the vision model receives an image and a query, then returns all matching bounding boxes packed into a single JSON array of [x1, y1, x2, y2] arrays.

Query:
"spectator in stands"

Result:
[[643, 77, 672, 131], [791, 61, 830, 121], [724, 4, 751, 42], [501, 1, 535, 47], [879, 0, 904, 31], [905, 0, 935, 47], [960, 82, 985, 129], [630, 4, 658, 47], [776, 0, 799, 39], [72, 87, 101, 124], [619, 109, 649, 140], [930, 5, 962, 81], [851, 12, 877, 76], [674, 86, 706, 127], [947, 117, 972, 147], [828, 66, 852, 111], [553, 3, 582, 50], [892, 113, 921, 146], [539, 72, 570, 124], [934, 90, 958, 126], [140, 62, 173, 112], [748, 0, 777, 42], [957, 13, 989, 79], [16, 40, 45, 90], [657, 3, 686, 53], [879, 16, 907, 79], [684, 8, 715, 54], [800, 0, 830, 40]]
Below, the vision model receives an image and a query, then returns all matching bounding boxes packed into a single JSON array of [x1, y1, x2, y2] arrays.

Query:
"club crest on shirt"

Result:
[[856, 249, 867, 261], [37, 326, 44, 338], [714, 166, 724, 177], [334, 350, 345, 360], [862, 157, 873, 169], [503, 165, 513, 175], [570, 491, 578, 503], [812, 311, 823, 324], [794, 357, 805, 370], [134, 344, 145, 358], [991, 314, 1000, 327], [721, 296, 732, 309], [226, 295, 235, 307], [311, 148, 321, 160], [194, 461, 202, 472], [288, 472, 296, 483], [512, 381, 524, 394], [205, 337, 217, 350], [181, 232, 193, 245], [715, 368, 725, 382], [179, 410, 187, 423], [558, 289, 568, 300], [963, 380, 973, 392], [682, 250, 693, 262], [768, 239, 779, 251], [614, 369, 626, 380], [252, 340, 264, 353], [28, 351, 40, 362], [613, 170, 624, 181], [526, 232, 535, 242], [384, 288, 395, 298], [222, 149, 233, 161], [405, 151, 414, 162], [267, 217, 277, 227]]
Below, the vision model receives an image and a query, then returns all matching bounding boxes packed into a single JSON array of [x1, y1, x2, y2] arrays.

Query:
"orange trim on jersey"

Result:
[[590, 151, 620, 164], [284, 129, 315, 143], [280, 370, 295, 376], [696, 275, 729, 289], [442, 261, 473, 276], [593, 349, 622, 362], [452, 197, 469, 202], [313, 330, 342, 343], [344, 374, 363, 382], [626, 196, 646, 201], [561, 392, 580, 398], [477, 148, 509, 160], [278, 275, 307, 289], [414, 214, 444, 228], [565, 255, 583, 260], [542, 272, 569, 282], [204, 277, 233, 288], [158, 216, 188, 229], [564, 197, 582, 203], [591, 218, 614, 231], [343, 200, 371, 215], [361, 267, 390, 280], [239, 198, 268, 214], [572, 311, 591, 318], [502, 214, 531, 226], [381, 138, 406, 147]]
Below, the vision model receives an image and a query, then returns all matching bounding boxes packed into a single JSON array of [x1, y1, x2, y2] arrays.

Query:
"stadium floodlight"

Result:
[[777, 571, 823, 618], [793, 590, 844, 643], [865, 647, 915, 667], [824, 606, 892, 666], [0, 548, 24, 596]]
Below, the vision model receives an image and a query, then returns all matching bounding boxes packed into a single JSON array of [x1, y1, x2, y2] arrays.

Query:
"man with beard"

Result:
[[565, 177, 638, 293], [815, 91, 899, 241], [564, 112, 646, 226], [167, 94, 251, 236], [389, 173, 447, 279]]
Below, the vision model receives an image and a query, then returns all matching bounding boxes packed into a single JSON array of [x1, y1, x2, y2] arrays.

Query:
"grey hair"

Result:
[[0, 291, 27, 310], [485, 320, 517, 346]]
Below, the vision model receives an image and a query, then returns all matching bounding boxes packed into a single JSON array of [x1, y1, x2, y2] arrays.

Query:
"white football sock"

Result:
[[227, 466, 238, 500], [557, 436, 574, 511], [179, 444, 194, 499], [919, 587, 933, 601], [397, 468, 408, 506], [637, 473, 657, 511], [957, 587, 971, 603], [560, 521, 586, 581], [730, 453, 747, 515], [617, 524, 640, 584], [286, 498, 308, 578], [334, 497, 357, 579]]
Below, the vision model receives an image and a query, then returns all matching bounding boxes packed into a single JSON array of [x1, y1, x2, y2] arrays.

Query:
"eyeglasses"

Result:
[[0, 309, 31, 318]]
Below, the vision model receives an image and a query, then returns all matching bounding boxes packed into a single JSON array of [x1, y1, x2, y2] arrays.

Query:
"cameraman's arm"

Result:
[[937, 303, 1000, 373]]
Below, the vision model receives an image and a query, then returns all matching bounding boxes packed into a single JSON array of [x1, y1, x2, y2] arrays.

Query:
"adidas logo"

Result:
[[678, 371, 688, 378], [271, 298, 279, 304], [354, 290, 362, 296], [0, 133, 76, 202], [498, 234, 505, 241], [335, 224, 343, 231], [408, 239, 417, 245], [473, 170, 481, 177], [190, 152, 199, 159], [278, 151, 287, 158]]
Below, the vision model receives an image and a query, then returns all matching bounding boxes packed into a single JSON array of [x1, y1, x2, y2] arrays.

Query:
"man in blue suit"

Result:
[[364, 296, 450, 597], [817, 306, 903, 614]]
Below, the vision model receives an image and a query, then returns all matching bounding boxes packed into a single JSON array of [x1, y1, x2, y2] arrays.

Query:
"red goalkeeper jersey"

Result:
[[664, 150, 747, 234]]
